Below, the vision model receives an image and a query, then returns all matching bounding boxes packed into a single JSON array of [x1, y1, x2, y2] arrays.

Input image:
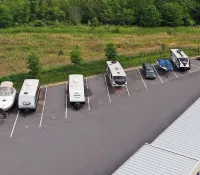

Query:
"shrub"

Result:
[[105, 43, 117, 60], [161, 43, 167, 51], [91, 17, 100, 27], [29, 20, 46, 27], [112, 28, 120, 33], [70, 46, 82, 65], [26, 53, 41, 78], [58, 48, 64, 56]]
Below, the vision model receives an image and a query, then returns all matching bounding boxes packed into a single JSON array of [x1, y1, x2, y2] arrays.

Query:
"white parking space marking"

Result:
[[126, 85, 130, 96], [189, 70, 192, 73], [39, 86, 48, 127], [190, 68, 200, 73], [153, 66, 163, 84], [10, 111, 20, 138], [191, 64, 200, 69], [104, 75, 111, 103], [137, 68, 147, 90], [85, 78, 91, 111], [172, 70, 178, 78], [65, 92, 68, 119]]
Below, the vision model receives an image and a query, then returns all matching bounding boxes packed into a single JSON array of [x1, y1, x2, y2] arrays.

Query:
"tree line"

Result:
[[0, 0, 200, 28]]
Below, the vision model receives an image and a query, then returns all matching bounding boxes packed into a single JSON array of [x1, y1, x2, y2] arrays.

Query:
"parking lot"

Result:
[[1, 59, 200, 175]]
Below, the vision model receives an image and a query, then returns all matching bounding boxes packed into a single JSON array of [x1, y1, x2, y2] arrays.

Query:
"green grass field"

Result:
[[0, 25, 200, 77]]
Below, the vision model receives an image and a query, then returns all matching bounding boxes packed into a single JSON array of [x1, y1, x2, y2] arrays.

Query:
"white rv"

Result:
[[170, 49, 190, 70], [67, 74, 85, 110], [106, 61, 127, 87], [18, 79, 40, 112]]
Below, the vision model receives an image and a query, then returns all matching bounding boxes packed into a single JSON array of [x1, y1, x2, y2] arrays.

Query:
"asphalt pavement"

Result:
[[1, 59, 200, 175]]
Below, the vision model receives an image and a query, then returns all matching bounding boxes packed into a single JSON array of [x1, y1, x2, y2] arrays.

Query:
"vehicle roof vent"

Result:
[[111, 61, 117, 64], [26, 82, 32, 86], [177, 49, 183, 57], [73, 78, 79, 83], [117, 72, 120, 74], [24, 92, 28, 95]]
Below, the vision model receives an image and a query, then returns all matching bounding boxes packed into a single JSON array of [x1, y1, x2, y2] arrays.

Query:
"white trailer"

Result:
[[106, 61, 127, 87], [67, 74, 85, 110], [170, 49, 190, 70], [18, 79, 40, 112]]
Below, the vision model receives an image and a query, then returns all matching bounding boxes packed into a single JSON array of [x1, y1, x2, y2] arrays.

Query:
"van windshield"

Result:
[[0, 87, 13, 96], [180, 58, 188, 62], [113, 76, 127, 82]]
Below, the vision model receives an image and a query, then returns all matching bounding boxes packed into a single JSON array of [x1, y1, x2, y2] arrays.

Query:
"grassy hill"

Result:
[[0, 25, 200, 77]]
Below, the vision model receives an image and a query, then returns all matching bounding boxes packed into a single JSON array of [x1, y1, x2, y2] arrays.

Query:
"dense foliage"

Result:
[[0, 0, 200, 28]]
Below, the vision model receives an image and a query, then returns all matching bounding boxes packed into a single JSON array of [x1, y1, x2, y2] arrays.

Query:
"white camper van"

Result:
[[18, 79, 40, 112], [67, 74, 85, 110], [106, 61, 127, 87], [170, 49, 191, 70]]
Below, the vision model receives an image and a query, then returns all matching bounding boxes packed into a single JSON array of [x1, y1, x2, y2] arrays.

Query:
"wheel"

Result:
[[32, 108, 36, 112], [74, 103, 81, 111]]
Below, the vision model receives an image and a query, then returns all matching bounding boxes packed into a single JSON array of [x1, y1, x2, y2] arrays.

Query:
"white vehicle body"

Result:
[[18, 79, 40, 111], [106, 61, 127, 87], [68, 74, 85, 104], [0, 81, 17, 111], [170, 49, 190, 70]]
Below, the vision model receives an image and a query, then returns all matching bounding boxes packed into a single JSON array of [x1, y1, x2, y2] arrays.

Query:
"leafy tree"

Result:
[[101, 0, 135, 25], [26, 53, 41, 78], [0, 5, 13, 28], [68, 5, 82, 25], [160, 2, 184, 26], [70, 46, 82, 65], [105, 43, 117, 61], [138, 5, 161, 27]]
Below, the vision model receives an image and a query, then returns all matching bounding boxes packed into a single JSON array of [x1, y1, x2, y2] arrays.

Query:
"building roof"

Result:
[[170, 49, 189, 59], [152, 97, 200, 160], [106, 61, 126, 77], [112, 144, 198, 175], [19, 79, 39, 97]]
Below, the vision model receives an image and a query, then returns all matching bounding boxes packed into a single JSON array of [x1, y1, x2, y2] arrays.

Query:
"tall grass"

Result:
[[0, 25, 200, 76], [0, 47, 198, 90]]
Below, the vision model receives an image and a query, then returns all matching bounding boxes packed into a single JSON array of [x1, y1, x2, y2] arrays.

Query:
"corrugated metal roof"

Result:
[[112, 144, 198, 175], [152, 97, 200, 160]]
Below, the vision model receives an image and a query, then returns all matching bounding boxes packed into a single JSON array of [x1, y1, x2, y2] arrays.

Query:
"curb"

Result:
[[40, 65, 142, 88], [41, 57, 197, 88]]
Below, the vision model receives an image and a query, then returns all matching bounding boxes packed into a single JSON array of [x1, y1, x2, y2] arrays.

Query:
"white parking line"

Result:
[[190, 69, 200, 73], [126, 85, 130, 96], [189, 70, 192, 73], [137, 68, 147, 90], [153, 66, 163, 84], [85, 78, 91, 111], [172, 70, 178, 78], [65, 92, 68, 118], [10, 111, 20, 138], [39, 86, 48, 127], [104, 75, 111, 103], [191, 64, 200, 69]]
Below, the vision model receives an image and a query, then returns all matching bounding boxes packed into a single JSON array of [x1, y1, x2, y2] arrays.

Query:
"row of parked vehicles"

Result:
[[0, 49, 191, 113], [0, 79, 40, 116]]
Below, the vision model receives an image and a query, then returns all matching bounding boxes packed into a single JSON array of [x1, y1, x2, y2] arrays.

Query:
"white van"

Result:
[[106, 61, 127, 87], [67, 74, 85, 110], [18, 79, 40, 112]]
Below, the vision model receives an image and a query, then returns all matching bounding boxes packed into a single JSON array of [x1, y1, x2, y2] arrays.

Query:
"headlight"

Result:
[[22, 102, 31, 105]]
